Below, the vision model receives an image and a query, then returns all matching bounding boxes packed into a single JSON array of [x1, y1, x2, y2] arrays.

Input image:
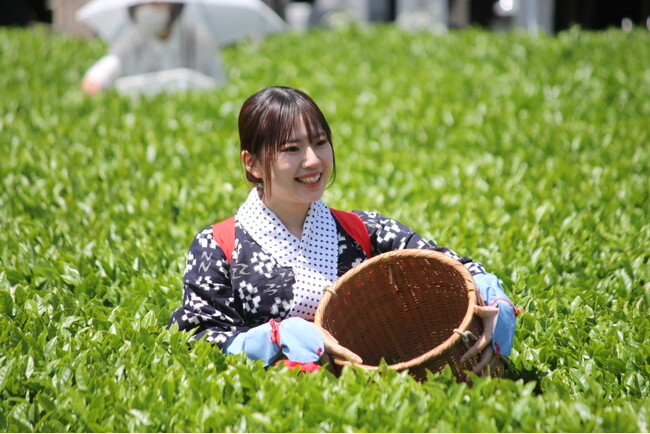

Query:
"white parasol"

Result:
[[76, 0, 287, 46]]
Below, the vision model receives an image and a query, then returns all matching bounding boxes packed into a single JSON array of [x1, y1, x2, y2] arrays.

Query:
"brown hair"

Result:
[[238, 86, 336, 194]]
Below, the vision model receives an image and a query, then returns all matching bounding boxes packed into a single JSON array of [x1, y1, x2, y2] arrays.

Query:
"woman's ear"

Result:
[[241, 150, 263, 179]]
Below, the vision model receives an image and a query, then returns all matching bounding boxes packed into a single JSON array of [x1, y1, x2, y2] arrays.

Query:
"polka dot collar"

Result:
[[236, 188, 338, 320]]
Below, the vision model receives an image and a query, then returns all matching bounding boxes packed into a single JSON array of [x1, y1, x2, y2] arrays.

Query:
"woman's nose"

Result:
[[303, 145, 320, 167]]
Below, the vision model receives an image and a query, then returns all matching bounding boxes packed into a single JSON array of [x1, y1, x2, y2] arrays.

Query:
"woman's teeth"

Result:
[[297, 175, 320, 184]]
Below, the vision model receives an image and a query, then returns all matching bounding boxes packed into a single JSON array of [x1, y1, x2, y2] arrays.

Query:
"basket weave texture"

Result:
[[314, 249, 503, 382]]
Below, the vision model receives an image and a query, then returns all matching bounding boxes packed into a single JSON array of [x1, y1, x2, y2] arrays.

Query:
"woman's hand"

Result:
[[460, 305, 500, 376], [81, 76, 102, 95], [315, 325, 363, 364]]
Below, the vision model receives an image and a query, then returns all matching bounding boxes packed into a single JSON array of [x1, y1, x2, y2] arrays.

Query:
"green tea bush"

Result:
[[1, 24, 649, 432]]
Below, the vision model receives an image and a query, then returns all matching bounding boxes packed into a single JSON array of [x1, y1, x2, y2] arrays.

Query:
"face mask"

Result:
[[133, 4, 171, 37]]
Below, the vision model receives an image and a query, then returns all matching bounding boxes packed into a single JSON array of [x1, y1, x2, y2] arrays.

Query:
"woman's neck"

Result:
[[261, 194, 310, 239]]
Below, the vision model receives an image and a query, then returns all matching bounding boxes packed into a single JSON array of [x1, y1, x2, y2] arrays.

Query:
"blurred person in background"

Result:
[[81, 1, 225, 95]]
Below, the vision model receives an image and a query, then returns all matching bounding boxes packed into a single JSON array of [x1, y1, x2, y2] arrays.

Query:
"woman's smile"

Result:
[[296, 172, 322, 185]]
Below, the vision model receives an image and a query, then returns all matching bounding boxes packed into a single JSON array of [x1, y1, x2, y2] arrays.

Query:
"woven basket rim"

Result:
[[314, 248, 479, 371]]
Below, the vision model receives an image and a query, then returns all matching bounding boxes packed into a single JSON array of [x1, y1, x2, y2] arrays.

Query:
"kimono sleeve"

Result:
[[168, 226, 249, 347], [353, 211, 487, 276]]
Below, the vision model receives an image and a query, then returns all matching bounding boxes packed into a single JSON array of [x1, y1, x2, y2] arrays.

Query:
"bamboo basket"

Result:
[[314, 249, 504, 382]]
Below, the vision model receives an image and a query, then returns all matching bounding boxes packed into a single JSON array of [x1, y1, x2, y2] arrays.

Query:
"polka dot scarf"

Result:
[[236, 188, 338, 320]]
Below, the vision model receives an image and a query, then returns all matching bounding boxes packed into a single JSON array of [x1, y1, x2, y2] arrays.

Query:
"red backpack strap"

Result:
[[330, 209, 372, 259], [211, 216, 236, 265]]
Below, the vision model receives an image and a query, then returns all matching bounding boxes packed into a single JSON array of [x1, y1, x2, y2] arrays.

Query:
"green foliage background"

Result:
[[1, 24, 649, 432]]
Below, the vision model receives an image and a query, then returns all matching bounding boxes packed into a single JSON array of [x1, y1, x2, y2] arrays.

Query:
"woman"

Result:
[[169, 86, 517, 374], [81, 1, 225, 95]]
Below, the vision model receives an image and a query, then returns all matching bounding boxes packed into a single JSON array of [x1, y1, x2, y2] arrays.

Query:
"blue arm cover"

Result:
[[223, 317, 324, 366], [223, 321, 281, 366], [473, 272, 517, 356]]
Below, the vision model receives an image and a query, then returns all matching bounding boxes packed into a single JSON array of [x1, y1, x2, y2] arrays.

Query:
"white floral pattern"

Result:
[[237, 189, 338, 320]]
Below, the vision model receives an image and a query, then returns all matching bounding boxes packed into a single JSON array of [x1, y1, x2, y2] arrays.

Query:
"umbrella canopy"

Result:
[[76, 0, 287, 46]]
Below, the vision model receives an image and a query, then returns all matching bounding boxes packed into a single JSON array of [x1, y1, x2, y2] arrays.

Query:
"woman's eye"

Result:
[[316, 139, 328, 147], [282, 145, 300, 152]]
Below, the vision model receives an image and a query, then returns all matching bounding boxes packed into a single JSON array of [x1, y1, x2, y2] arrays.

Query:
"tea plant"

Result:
[[1, 24, 648, 432]]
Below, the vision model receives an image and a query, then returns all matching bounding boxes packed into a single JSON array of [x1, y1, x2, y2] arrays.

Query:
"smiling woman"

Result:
[[238, 87, 335, 237], [168, 86, 517, 376]]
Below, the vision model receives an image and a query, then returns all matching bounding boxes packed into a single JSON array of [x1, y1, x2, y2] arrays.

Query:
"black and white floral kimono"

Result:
[[168, 188, 516, 361]]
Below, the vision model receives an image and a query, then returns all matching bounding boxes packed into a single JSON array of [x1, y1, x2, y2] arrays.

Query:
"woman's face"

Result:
[[249, 117, 333, 213], [133, 3, 173, 38]]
